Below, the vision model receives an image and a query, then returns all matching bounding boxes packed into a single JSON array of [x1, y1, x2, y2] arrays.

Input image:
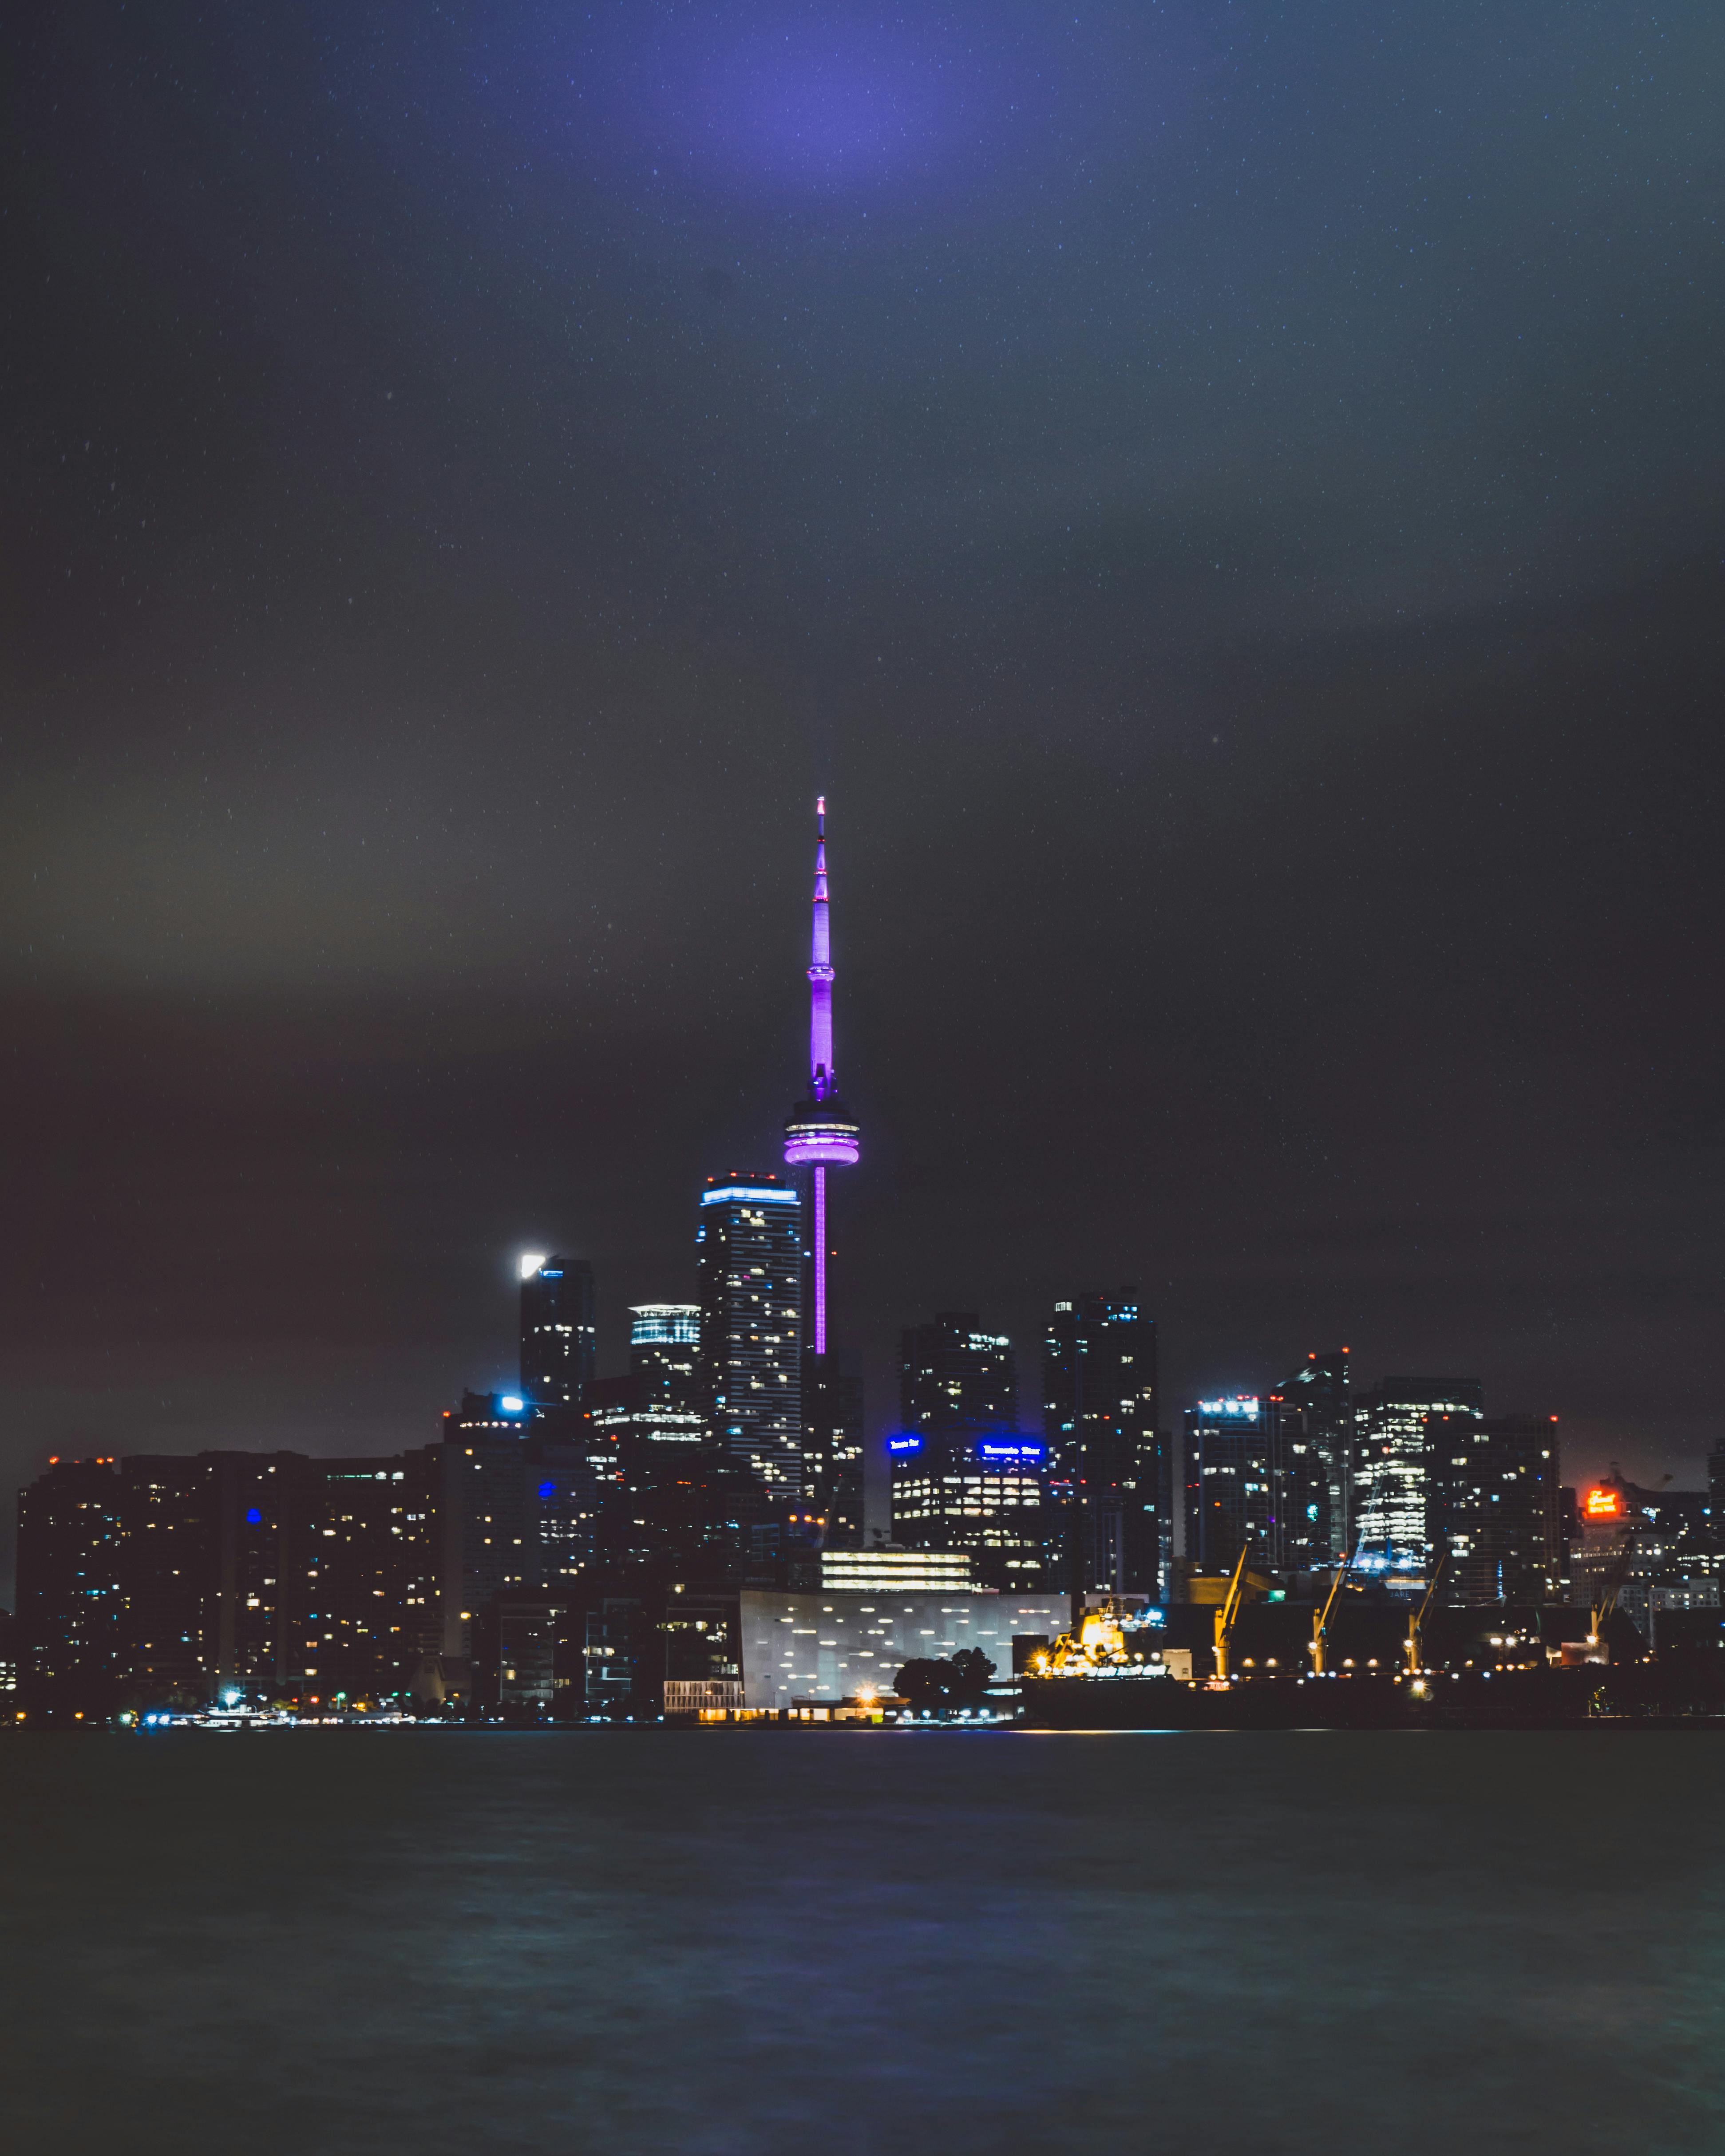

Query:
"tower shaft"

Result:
[[811, 1163, 827, 1357]]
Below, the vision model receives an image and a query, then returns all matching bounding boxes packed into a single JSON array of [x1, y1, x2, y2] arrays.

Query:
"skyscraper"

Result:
[[435, 1403, 604, 1686], [16, 1456, 126, 1715], [519, 1253, 596, 1408], [1262, 1388, 1333, 1572], [586, 1307, 708, 1567], [1352, 1376, 1484, 1578], [889, 1430, 1050, 1588], [1427, 1411, 1559, 1603], [891, 1311, 1042, 1586], [900, 1314, 1017, 1433], [1043, 1291, 1164, 1599], [803, 1356, 865, 1547], [121, 1454, 224, 1702], [629, 1303, 703, 1413], [1278, 1349, 1352, 1556], [695, 1173, 805, 1492], [1184, 1394, 1271, 1573], [302, 1456, 441, 1698], [1183, 1391, 1328, 1575]]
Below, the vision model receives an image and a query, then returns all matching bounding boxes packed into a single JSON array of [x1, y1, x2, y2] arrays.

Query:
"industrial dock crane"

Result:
[[1405, 1550, 1448, 1678], [1310, 1543, 1360, 1676], [1212, 1541, 1255, 1683]]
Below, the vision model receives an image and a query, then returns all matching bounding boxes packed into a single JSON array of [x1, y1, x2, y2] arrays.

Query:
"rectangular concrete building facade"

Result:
[[740, 1588, 1069, 1709]]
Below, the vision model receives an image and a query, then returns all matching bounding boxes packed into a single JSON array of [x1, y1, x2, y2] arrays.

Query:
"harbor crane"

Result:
[[1212, 1541, 1256, 1683], [1310, 1543, 1361, 1676], [1405, 1550, 1448, 1678]]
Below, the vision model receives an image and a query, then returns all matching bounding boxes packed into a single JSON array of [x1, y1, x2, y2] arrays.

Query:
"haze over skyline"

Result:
[[4, 1, 1721, 1595]]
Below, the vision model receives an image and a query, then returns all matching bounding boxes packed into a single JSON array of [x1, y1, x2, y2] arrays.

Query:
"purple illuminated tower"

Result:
[[783, 797, 860, 1358]]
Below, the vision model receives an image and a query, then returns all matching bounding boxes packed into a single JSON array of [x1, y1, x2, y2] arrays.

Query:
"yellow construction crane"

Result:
[[1212, 1541, 1256, 1683], [1310, 1543, 1359, 1676], [1405, 1549, 1448, 1678]]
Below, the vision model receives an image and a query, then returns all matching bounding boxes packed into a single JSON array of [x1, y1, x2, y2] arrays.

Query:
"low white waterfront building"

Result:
[[740, 1588, 1069, 1710]]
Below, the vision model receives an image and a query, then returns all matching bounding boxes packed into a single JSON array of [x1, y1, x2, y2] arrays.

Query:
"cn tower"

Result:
[[783, 797, 859, 1357]]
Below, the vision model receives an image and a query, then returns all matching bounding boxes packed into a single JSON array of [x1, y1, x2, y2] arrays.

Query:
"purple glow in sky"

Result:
[[569, 5, 1168, 205], [681, 28, 947, 185]]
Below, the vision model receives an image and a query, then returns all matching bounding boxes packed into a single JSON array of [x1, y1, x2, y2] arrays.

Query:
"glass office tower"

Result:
[[695, 1173, 804, 1493]]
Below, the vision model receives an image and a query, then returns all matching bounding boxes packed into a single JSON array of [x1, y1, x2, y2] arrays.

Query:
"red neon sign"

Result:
[[1584, 1487, 1624, 1519]]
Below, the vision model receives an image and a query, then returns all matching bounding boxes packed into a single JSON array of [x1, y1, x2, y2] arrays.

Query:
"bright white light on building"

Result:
[[519, 1252, 549, 1281]]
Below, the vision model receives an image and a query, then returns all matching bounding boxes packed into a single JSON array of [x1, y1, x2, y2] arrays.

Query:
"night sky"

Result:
[[4, 1, 1721, 1594]]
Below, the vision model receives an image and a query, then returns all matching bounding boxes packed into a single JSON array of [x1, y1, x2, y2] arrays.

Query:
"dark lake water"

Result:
[[3, 1729, 1722, 2154]]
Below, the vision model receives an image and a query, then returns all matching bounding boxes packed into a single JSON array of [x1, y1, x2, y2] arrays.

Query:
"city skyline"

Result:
[[7, 763, 1691, 1608]]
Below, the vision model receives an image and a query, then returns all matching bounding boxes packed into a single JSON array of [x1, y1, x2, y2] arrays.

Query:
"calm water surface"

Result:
[[2, 1729, 1722, 2154]]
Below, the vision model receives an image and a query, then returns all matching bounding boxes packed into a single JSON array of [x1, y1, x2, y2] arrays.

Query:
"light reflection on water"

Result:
[[3, 1730, 1723, 2154]]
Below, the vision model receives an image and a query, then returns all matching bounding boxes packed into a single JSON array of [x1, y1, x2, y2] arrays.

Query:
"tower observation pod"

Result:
[[783, 797, 860, 1357]]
